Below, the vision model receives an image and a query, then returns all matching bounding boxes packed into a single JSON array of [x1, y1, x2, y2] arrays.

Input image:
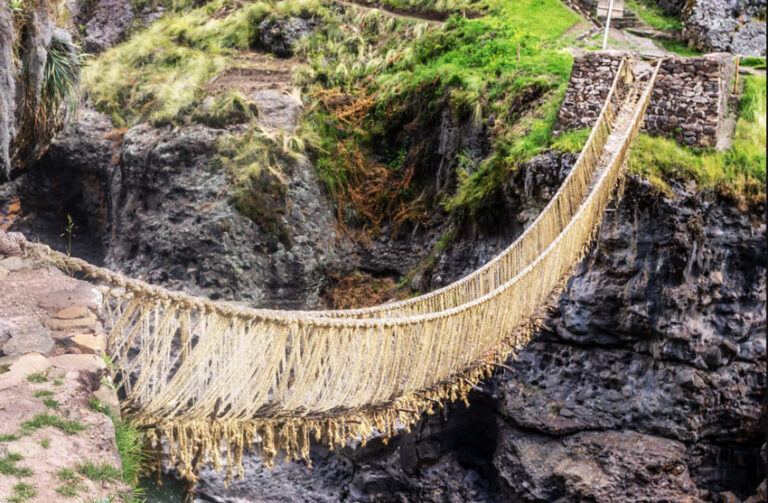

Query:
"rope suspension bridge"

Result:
[[1, 58, 660, 482]]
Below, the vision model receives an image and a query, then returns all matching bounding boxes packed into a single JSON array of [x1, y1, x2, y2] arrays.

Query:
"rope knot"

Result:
[[0, 229, 26, 258]]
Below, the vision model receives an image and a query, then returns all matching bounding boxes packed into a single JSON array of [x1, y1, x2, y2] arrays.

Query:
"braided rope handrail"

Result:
[[6, 59, 660, 481]]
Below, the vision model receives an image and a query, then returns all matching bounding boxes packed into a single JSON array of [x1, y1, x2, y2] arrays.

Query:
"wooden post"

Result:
[[602, 0, 615, 50], [517, 44, 520, 61], [733, 56, 740, 94]]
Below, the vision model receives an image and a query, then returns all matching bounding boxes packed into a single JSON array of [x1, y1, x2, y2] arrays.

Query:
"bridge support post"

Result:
[[602, 0, 615, 50]]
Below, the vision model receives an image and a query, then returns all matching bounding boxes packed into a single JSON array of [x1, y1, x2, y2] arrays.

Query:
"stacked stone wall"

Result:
[[555, 51, 735, 147]]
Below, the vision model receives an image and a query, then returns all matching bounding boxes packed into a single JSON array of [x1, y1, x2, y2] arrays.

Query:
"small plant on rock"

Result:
[[60, 214, 78, 257], [27, 371, 48, 383]]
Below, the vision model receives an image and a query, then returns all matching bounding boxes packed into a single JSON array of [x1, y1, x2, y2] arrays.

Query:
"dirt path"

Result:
[[205, 54, 304, 131], [336, 0, 485, 24]]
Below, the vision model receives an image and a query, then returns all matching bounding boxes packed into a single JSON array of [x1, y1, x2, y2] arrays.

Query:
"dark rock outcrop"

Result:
[[494, 181, 765, 501], [105, 122, 347, 307], [83, 0, 134, 53], [256, 16, 316, 58], [656, 0, 687, 15], [7, 108, 350, 305], [682, 0, 767, 56], [5, 108, 115, 263]]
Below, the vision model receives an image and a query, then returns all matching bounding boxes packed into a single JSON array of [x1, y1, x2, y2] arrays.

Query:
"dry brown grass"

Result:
[[321, 270, 408, 309], [315, 88, 429, 240]]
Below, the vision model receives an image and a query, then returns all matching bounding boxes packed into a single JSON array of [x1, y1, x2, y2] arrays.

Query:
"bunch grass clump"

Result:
[[216, 123, 321, 245], [625, 0, 682, 31]]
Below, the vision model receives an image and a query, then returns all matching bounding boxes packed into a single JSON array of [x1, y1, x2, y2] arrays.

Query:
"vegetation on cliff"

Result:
[[1, 0, 81, 177], [303, 0, 578, 234], [82, 0, 765, 245]]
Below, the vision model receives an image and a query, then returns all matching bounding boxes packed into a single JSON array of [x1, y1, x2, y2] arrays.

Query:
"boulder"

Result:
[[256, 16, 316, 57], [2, 326, 55, 357]]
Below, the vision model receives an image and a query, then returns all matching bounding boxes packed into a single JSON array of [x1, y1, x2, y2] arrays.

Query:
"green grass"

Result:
[[57, 467, 78, 481], [89, 397, 146, 489], [21, 414, 88, 435], [660, 39, 703, 57], [741, 56, 766, 69], [8, 482, 36, 502], [114, 422, 145, 488], [40, 437, 50, 449], [628, 76, 765, 197], [33, 390, 54, 398], [56, 467, 85, 498], [53, 379, 63, 386], [56, 483, 82, 498], [550, 128, 590, 153], [0, 453, 32, 477], [26, 371, 48, 383], [625, 0, 682, 31], [0, 433, 18, 442], [88, 396, 112, 416], [43, 398, 60, 410], [77, 461, 122, 482]]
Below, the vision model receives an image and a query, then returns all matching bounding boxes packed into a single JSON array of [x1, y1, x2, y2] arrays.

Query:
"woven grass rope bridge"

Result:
[[1, 58, 661, 482]]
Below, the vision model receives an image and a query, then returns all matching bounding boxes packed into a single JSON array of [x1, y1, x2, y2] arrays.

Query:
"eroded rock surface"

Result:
[[105, 122, 347, 307], [256, 16, 316, 57], [683, 0, 767, 56], [83, 0, 134, 53]]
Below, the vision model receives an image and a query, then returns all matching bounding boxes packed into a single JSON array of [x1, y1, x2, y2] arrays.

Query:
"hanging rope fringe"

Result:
[[7, 59, 661, 482]]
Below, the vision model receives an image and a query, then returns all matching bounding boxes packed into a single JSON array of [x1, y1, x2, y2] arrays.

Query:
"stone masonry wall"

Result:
[[555, 51, 735, 147]]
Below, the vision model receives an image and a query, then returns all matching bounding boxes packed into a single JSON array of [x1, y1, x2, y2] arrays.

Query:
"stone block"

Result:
[[2, 326, 55, 357], [54, 306, 94, 320], [45, 317, 96, 331], [70, 333, 105, 355]]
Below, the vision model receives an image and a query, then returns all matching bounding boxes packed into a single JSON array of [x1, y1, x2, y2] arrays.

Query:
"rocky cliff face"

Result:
[[0, 0, 141, 182], [7, 108, 351, 307], [0, 2, 63, 181]]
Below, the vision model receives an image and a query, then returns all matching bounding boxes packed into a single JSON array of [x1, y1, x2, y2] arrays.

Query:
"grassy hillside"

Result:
[[84, 0, 763, 245], [85, 0, 583, 237]]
